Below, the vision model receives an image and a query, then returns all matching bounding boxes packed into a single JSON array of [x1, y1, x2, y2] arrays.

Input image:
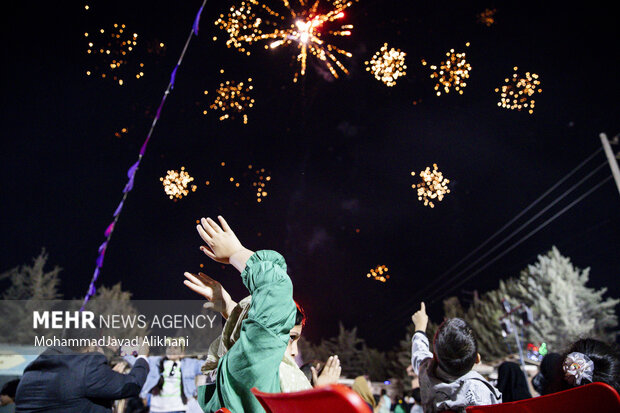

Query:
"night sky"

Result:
[[2, 0, 619, 351]]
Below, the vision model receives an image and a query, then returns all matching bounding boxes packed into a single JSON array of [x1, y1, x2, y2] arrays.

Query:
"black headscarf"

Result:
[[496, 361, 532, 402], [532, 352, 564, 395]]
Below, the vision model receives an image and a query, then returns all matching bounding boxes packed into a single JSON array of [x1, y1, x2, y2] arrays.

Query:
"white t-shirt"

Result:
[[149, 359, 187, 412]]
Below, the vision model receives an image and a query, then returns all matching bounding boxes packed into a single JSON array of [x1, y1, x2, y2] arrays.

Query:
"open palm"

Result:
[[184, 272, 234, 316]]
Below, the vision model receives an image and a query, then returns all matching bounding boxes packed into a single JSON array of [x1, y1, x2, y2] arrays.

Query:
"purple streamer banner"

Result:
[[170, 65, 179, 89], [127, 160, 140, 177], [81, 0, 209, 310], [139, 139, 150, 157], [92, 267, 100, 281], [113, 200, 124, 217], [193, 5, 205, 34], [123, 176, 135, 193]]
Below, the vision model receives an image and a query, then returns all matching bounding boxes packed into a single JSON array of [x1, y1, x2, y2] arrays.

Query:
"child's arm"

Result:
[[190, 215, 297, 411], [411, 302, 433, 374]]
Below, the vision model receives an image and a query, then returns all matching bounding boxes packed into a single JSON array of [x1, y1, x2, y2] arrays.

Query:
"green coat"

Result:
[[199, 250, 296, 413]]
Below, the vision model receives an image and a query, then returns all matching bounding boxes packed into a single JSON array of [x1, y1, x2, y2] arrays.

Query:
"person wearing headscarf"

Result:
[[533, 339, 620, 396], [496, 361, 532, 402], [183, 215, 341, 412], [532, 352, 563, 395], [352, 376, 376, 411]]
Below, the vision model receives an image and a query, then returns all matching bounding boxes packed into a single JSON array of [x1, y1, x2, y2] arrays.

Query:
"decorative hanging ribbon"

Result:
[[81, 0, 209, 310]]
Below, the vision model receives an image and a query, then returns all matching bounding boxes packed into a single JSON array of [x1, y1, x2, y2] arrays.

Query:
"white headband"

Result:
[[563, 352, 594, 386]]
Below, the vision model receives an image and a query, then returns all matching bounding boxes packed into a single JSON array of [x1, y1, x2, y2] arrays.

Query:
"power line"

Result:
[[384, 152, 606, 325], [410, 147, 603, 301], [420, 161, 609, 304], [427, 175, 613, 304]]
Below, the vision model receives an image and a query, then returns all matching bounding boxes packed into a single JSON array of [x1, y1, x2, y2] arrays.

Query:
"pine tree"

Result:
[[85, 283, 149, 340], [0, 249, 62, 343], [1, 248, 61, 301], [462, 289, 512, 360], [462, 246, 619, 360], [298, 322, 390, 380], [516, 246, 619, 352]]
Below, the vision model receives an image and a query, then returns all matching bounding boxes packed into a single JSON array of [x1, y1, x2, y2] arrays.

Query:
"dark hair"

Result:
[[1, 379, 20, 399], [380, 388, 387, 396], [150, 358, 187, 404], [433, 318, 478, 377], [411, 387, 421, 403], [532, 352, 563, 395], [295, 301, 307, 327], [496, 361, 532, 402], [562, 338, 620, 393]]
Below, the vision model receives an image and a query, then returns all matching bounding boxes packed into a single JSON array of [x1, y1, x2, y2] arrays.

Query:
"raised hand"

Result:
[[411, 302, 429, 332], [196, 216, 244, 264], [312, 355, 341, 387], [183, 272, 236, 319]]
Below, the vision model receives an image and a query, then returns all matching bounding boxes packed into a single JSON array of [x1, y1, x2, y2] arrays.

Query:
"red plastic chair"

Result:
[[466, 382, 620, 413], [215, 409, 232, 413], [251, 384, 373, 413]]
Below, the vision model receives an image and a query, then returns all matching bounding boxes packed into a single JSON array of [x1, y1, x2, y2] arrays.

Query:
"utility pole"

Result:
[[599, 133, 620, 196], [499, 299, 532, 374]]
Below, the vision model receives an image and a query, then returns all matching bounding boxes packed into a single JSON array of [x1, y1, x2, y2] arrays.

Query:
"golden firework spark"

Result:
[[160, 167, 196, 200], [203, 163, 271, 202], [114, 127, 128, 138], [84, 23, 147, 86], [367, 265, 390, 282], [215, 0, 355, 82], [365, 43, 407, 87], [477, 8, 496, 26], [411, 164, 450, 208], [204, 78, 255, 124], [422, 43, 471, 96], [495, 67, 541, 114], [250, 165, 271, 203]]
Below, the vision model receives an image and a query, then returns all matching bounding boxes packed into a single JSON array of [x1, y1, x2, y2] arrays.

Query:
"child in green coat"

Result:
[[184, 216, 340, 412]]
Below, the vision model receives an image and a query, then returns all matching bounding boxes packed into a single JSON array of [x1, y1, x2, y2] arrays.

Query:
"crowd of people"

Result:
[[8, 215, 620, 412]]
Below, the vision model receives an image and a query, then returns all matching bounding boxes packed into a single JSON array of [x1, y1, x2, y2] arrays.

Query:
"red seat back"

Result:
[[251, 384, 373, 413], [466, 382, 620, 413], [215, 409, 232, 413]]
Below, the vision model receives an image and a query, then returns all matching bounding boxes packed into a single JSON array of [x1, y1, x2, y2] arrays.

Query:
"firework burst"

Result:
[[411, 164, 450, 208], [215, 0, 356, 81], [203, 163, 271, 203], [477, 8, 496, 27], [422, 44, 471, 96], [495, 67, 541, 114], [367, 265, 390, 282], [204, 78, 255, 124], [250, 165, 271, 203], [84, 23, 146, 86], [365, 43, 407, 87], [160, 167, 197, 200]]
